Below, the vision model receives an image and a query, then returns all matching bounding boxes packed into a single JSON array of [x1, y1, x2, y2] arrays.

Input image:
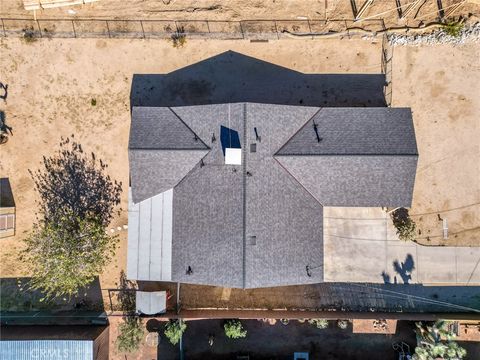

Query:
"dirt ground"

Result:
[[1, 0, 479, 28], [392, 44, 480, 246]]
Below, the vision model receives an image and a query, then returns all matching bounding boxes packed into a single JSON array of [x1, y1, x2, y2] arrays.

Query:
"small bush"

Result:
[[22, 26, 37, 43], [91, 98, 97, 106], [337, 320, 349, 329], [164, 320, 186, 345], [171, 26, 187, 48], [391, 207, 416, 242], [308, 319, 328, 329], [224, 319, 247, 339], [443, 22, 464, 37], [116, 317, 144, 353]]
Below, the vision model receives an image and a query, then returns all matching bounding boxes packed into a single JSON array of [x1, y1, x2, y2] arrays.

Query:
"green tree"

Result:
[[391, 207, 416, 242], [224, 319, 247, 339], [413, 321, 467, 360], [20, 212, 118, 300], [308, 319, 328, 329], [116, 317, 144, 353], [164, 320, 187, 345], [22, 136, 122, 300]]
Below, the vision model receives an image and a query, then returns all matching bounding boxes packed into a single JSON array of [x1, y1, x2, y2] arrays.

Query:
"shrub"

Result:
[[224, 319, 247, 339], [164, 320, 187, 345], [116, 317, 144, 353], [22, 26, 37, 43], [413, 321, 467, 360], [442, 22, 464, 37], [337, 320, 349, 329], [391, 207, 416, 242], [171, 26, 187, 48], [308, 319, 328, 329]]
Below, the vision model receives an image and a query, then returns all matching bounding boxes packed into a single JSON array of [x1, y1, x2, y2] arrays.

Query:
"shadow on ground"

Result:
[[157, 319, 421, 360], [0, 277, 107, 325], [176, 282, 480, 314], [130, 51, 386, 108]]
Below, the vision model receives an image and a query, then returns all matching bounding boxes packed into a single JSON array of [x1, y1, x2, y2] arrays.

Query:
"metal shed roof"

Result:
[[0, 340, 93, 360], [127, 189, 172, 281]]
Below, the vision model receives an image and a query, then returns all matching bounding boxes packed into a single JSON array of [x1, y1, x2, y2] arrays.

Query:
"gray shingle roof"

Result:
[[129, 149, 209, 203], [169, 103, 323, 288], [276, 108, 417, 155], [129, 106, 210, 203], [129, 103, 418, 288], [129, 107, 209, 150], [276, 155, 418, 207]]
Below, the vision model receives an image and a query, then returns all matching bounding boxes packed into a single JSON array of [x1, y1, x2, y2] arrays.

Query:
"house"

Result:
[[127, 104, 418, 288]]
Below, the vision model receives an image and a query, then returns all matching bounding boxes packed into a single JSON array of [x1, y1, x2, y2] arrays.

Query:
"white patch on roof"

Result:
[[127, 188, 172, 281], [225, 148, 242, 165]]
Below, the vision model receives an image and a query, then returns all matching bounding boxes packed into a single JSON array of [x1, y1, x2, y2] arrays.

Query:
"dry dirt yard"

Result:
[[1, 0, 479, 28], [0, 35, 478, 291]]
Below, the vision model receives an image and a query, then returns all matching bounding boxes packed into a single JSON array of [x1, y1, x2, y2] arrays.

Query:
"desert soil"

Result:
[[1, 0, 479, 28]]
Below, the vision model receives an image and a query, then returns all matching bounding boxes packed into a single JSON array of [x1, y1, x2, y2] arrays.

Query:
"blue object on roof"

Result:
[[0, 340, 93, 360]]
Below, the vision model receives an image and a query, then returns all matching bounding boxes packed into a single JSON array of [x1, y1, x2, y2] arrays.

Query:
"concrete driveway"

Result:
[[323, 207, 480, 285]]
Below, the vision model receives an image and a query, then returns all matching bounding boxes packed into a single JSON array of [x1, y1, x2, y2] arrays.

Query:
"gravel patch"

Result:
[[388, 22, 480, 46]]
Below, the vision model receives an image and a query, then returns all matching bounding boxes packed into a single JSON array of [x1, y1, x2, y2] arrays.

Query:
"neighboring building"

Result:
[[0, 325, 109, 360], [127, 104, 418, 288], [0, 178, 15, 239]]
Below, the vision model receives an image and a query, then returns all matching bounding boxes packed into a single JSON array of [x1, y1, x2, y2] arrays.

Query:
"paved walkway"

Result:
[[324, 208, 480, 285]]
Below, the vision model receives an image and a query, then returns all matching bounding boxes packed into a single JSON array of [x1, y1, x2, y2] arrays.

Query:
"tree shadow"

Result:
[[0, 277, 106, 325], [0, 81, 7, 101], [393, 254, 415, 284], [28, 135, 122, 226], [0, 111, 13, 135], [382, 254, 415, 285], [117, 270, 137, 314], [130, 51, 386, 108]]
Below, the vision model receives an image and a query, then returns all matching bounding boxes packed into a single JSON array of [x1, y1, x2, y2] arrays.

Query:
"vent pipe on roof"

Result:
[[313, 121, 322, 143], [254, 127, 261, 142]]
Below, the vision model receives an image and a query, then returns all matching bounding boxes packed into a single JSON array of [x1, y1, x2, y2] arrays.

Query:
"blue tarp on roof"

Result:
[[0, 340, 93, 360]]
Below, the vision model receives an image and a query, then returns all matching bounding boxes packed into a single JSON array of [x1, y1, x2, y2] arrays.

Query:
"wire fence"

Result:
[[0, 17, 387, 40], [381, 33, 394, 107]]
